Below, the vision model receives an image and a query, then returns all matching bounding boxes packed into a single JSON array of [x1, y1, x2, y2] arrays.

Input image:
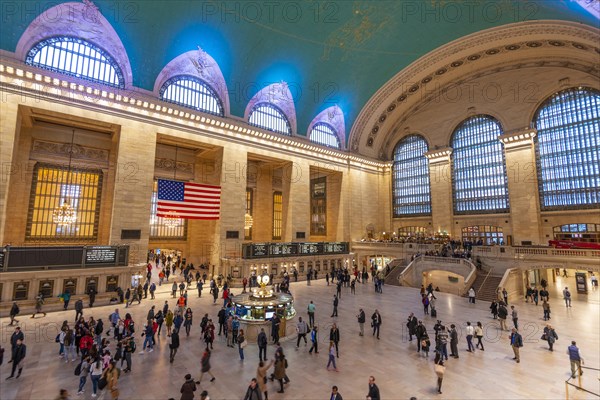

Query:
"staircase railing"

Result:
[[476, 267, 494, 297], [565, 365, 599, 399]]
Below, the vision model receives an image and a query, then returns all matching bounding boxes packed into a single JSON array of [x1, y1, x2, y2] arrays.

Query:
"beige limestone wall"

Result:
[[504, 142, 542, 245], [429, 159, 453, 235], [422, 270, 464, 296], [109, 123, 156, 264], [0, 101, 21, 245]]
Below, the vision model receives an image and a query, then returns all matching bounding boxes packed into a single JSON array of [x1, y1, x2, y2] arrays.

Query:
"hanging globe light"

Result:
[[53, 200, 77, 226]]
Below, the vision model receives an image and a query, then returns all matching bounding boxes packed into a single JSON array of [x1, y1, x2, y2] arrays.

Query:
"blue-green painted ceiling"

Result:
[[1, 1, 597, 142]]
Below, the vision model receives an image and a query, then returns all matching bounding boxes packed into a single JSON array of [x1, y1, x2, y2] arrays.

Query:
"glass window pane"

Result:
[[249, 103, 291, 136], [310, 123, 340, 149], [392, 135, 432, 217], [159, 75, 224, 117], [451, 115, 509, 214], [534, 88, 600, 210], [25, 36, 124, 88]]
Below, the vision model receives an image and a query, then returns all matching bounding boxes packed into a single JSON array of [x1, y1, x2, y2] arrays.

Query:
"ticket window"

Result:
[[316, 261, 321, 272], [63, 279, 77, 295], [13, 282, 29, 301], [299, 262, 305, 273], [106, 276, 119, 292], [39, 280, 54, 299], [85, 277, 98, 295]]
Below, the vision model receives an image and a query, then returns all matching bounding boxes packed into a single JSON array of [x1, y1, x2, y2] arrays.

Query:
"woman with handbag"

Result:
[[433, 352, 446, 394], [238, 329, 246, 361], [89, 357, 103, 398], [542, 324, 558, 351], [103, 360, 120, 399]]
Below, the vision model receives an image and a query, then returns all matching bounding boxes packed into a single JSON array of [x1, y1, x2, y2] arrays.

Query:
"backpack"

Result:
[[74, 361, 82, 376], [130, 339, 136, 352], [565, 290, 571, 298]]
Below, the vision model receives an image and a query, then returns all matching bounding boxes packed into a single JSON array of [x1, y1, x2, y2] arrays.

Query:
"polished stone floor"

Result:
[[1, 273, 599, 400]]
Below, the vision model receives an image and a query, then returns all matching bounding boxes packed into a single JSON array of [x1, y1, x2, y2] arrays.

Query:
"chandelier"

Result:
[[244, 213, 254, 229], [163, 211, 181, 229], [53, 201, 77, 226], [53, 129, 77, 226]]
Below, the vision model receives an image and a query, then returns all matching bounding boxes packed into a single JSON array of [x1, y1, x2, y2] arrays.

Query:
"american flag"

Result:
[[157, 179, 221, 220]]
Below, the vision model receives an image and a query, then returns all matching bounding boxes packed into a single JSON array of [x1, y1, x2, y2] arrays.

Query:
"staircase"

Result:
[[468, 272, 503, 302], [384, 259, 407, 286]]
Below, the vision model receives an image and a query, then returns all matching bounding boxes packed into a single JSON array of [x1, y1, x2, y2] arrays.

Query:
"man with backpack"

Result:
[[563, 287, 572, 307], [75, 298, 84, 322]]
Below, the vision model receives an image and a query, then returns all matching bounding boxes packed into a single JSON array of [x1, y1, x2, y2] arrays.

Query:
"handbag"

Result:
[[240, 340, 247, 349], [541, 334, 547, 341], [434, 363, 446, 377], [98, 376, 108, 390]]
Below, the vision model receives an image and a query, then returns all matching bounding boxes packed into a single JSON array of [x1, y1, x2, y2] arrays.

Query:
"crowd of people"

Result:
[[2, 255, 592, 400]]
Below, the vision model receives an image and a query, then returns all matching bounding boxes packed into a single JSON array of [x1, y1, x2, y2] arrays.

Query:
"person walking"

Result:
[[184, 308, 193, 337], [31, 293, 46, 318], [371, 310, 382, 339], [257, 328, 268, 362], [272, 349, 288, 393], [357, 308, 366, 336], [475, 321, 485, 351], [309, 325, 319, 354], [434, 352, 446, 394], [502, 287, 508, 305], [5, 338, 25, 379], [329, 323, 340, 358], [567, 341, 584, 378], [169, 328, 180, 363], [498, 302, 508, 331], [366, 376, 380, 400], [331, 295, 339, 317], [256, 360, 273, 400], [542, 324, 558, 351], [511, 306, 519, 330], [238, 329, 246, 361], [330, 385, 343, 400], [326, 341, 338, 371], [196, 349, 216, 385], [465, 321, 475, 353], [490, 300, 498, 319], [75, 298, 84, 322], [243, 378, 262, 400], [296, 317, 308, 348], [89, 357, 103, 397], [166, 310, 174, 336], [9, 302, 20, 326], [180, 374, 197, 400], [542, 300, 551, 321], [449, 324, 459, 358], [509, 328, 523, 363], [468, 287, 476, 304], [563, 287, 572, 307], [77, 356, 90, 395], [9, 326, 24, 363], [307, 301, 316, 328], [407, 313, 418, 341], [103, 360, 120, 400]]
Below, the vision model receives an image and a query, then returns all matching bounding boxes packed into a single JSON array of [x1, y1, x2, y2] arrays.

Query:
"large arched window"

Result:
[[248, 103, 292, 136], [159, 75, 224, 116], [534, 88, 600, 210], [451, 115, 509, 214], [25, 36, 124, 88], [309, 123, 341, 148], [392, 135, 431, 216]]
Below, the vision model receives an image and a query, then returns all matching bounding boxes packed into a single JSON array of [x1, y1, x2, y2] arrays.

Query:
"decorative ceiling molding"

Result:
[[153, 47, 230, 116], [307, 105, 346, 149], [15, 1, 133, 88], [379, 59, 598, 160], [350, 20, 600, 157], [244, 82, 297, 135]]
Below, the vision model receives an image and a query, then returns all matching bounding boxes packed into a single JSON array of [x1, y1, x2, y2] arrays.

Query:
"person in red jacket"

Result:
[[79, 332, 93, 358]]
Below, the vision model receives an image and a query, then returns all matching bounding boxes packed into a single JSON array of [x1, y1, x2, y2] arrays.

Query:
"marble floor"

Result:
[[1, 274, 599, 400]]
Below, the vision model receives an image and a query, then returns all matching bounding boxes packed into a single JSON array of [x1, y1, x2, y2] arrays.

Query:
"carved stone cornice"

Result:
[[31, 139, 109, 162], [499, 128, 537, 151], [425, 147, 453, 165], [154, 158, 194, 175]]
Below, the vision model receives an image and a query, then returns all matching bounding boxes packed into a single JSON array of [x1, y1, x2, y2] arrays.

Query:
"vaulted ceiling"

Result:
[[1, 0, 597, 145]]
